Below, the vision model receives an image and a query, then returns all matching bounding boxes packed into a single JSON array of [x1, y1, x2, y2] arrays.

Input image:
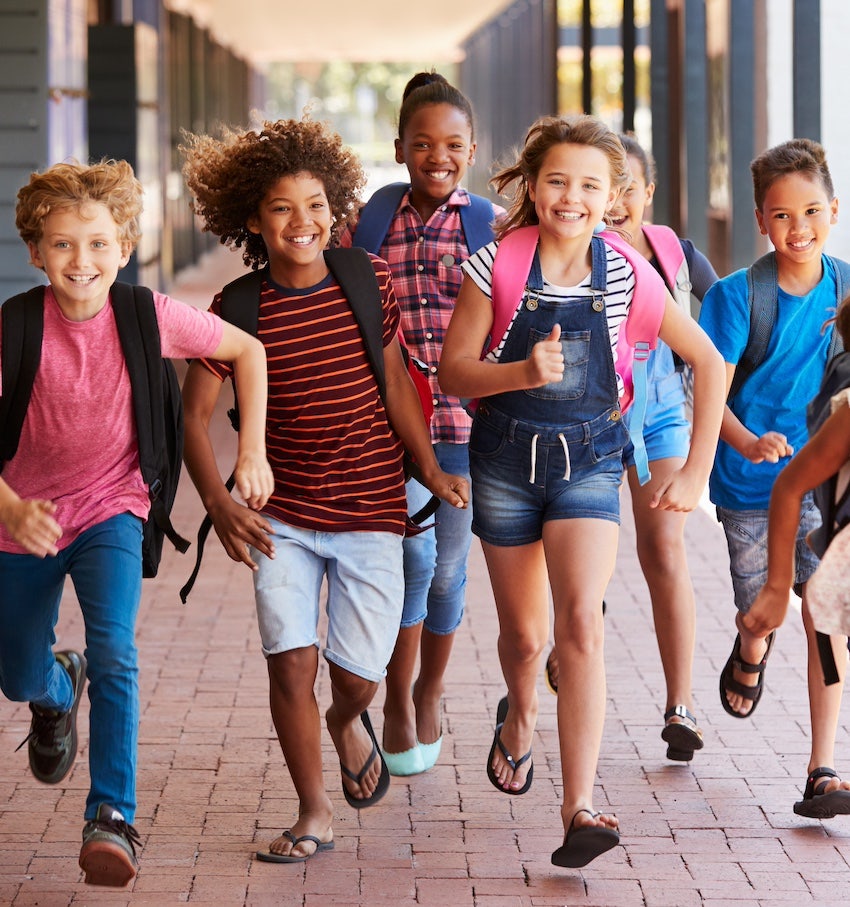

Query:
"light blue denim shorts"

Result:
[[469, 403, 626, 547], [252, 518, 404, 682], [716, 495, 822, 612]]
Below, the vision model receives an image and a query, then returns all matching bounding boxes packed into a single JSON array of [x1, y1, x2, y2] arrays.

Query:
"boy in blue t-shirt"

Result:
[[699, 138, 850, 818]]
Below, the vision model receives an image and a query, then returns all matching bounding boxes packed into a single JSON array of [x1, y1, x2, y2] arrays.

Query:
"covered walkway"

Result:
[[0, 250, 849, 905]]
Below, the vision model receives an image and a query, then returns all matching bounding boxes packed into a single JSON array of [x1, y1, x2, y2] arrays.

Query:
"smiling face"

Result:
[[755, 171, 838, 268], [607, 153, 654, 236], [247, 172, 332, 287], [28, 202, 131, 320], [528, 142, 618, 243], [395, 102, 476, 220]]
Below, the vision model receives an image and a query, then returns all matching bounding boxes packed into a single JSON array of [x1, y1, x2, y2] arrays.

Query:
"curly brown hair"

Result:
[[181, 117, 366, 269], [16, 159, 142, 248], [490, 115, 631, 239]]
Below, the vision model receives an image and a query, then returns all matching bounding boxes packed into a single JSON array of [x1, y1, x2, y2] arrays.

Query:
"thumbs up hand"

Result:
[[527, 323, 564, 387]]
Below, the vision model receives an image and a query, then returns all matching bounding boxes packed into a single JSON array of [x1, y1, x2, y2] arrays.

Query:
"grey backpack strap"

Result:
[[728, 253, 777, 401]]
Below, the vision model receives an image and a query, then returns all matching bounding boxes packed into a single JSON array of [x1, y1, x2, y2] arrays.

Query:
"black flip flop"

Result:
[[256, 830, 335, 863], [340, 711, 390, 809], [486, 695, 533, 795], [551, 809, 620, 868]]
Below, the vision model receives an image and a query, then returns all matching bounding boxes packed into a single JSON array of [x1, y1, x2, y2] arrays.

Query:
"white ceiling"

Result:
[[164, 0, 516, 64]]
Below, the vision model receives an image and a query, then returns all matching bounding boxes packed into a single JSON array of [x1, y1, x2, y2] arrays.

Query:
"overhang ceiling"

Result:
[[164, 0, 516, 64]]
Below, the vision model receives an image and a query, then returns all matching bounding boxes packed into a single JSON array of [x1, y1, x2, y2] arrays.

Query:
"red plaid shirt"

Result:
[[342, 186, 504, 444]]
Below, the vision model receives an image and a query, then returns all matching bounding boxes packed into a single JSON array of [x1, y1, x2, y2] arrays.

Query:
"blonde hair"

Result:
[[490, 115, 631, 238], [16, 159, 143, 248]]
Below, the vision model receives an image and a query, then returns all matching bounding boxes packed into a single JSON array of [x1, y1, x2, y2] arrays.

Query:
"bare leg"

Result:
[[325, 662, 382, 803], [480, 539, 549, 792], [414, 628, 455, 745], [803, 594, 850, 793], [265, 647, 334, 859], [628, 459, 696, 712], [382, 624, 422, 754], [544, 518, 619, 838]]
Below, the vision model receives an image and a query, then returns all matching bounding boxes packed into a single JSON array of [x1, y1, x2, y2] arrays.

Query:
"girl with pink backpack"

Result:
[[439, 115, 725, 868]]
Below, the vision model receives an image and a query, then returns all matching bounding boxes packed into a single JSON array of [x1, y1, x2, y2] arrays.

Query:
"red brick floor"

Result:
[[2, 249, 850, 905]]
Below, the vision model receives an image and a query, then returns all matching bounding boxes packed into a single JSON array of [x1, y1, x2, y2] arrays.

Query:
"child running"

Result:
[[544, 133, 719, 762], [340, 71, 503, 775], [180, 117, 469, 863], [0, 159, 271, 887], [699, 138, 850, 815], [439, 115, 725, 868]]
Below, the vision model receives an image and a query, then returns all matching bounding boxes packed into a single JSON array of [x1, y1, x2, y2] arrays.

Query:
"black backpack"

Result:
[[0, 283, 190, 577], [178, 247, 438, 603], [805, 349, 850, 685]]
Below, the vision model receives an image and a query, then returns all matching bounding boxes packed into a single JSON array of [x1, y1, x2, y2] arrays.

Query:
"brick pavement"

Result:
[[2, 249, 850, 905]]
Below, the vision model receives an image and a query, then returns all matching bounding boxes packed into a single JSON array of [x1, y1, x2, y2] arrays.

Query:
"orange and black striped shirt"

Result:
[[202, 255, 407, 535]]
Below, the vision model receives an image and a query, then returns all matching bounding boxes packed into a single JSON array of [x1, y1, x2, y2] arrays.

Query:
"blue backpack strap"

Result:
[[728, 252, 777, 402], [460, 193, 495, 255], [352, 182, 410, 254]]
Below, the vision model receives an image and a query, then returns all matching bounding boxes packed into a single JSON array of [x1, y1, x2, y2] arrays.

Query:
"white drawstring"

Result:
[[558, 434, 571, 481], [529, 434, 539, 484]]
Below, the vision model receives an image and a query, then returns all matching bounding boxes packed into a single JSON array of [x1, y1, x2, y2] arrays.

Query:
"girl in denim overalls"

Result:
[[440, 115, 725, 868]]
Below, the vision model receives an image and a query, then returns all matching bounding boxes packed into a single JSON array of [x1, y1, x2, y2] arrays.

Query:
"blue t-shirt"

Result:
[[698, 256, 837, 509]]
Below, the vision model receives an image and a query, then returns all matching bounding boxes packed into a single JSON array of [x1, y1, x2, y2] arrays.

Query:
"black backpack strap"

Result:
[[323, 247, 387, 400], [0, 287, 47, 469], [816, 630, 841, 686], [728, 252, 777, 402], [112, 283, 189, 557]]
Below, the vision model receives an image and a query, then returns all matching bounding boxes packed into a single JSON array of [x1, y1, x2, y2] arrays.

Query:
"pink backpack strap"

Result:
[[488, 225, 539, 356], [599, 230, 666, 410], [641, 223, 691, 313]]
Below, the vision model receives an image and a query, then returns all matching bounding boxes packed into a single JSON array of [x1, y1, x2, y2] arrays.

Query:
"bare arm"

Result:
[[744, 403, 850, 636], [182, 360, 274, 570], [651, 294, 726, 511], [207, 323, 274, 510], [383, 336, 468, 510]]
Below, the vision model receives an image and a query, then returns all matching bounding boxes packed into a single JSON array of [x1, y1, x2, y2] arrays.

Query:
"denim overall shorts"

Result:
[[469, 235, 629, 546]]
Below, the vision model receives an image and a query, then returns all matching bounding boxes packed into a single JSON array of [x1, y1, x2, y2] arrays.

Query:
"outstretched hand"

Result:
[[527, 324, 564, 388]]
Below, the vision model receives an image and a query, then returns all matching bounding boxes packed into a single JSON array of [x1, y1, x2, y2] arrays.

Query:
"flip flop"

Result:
[[551, 809, 620, 868], [793, 766, 850, 818], [719, 631, 775, 718], [486, 695, 533, 795], [256, 830, 335, 863], [340, 711, 390, 809]]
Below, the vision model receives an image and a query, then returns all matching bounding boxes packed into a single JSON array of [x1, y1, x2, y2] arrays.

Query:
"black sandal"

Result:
[[660, 705, 704, 762], [793, 767, 850, 818], [551, 808, 619, 868], [719, 631, 775, 718]]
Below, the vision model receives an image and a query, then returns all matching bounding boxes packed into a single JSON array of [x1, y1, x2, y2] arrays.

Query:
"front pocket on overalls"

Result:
[[525, 329, 590, 400]]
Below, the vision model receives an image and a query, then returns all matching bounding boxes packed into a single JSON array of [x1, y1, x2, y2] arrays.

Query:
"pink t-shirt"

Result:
[[0, 287, 223, 553]]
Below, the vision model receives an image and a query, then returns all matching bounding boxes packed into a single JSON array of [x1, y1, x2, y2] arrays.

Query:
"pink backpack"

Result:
[[642, 223, 691, 313], [478, 225, 667, 484]]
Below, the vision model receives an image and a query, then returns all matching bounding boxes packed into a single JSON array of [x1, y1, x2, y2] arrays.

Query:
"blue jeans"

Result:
[[401, 442, 473, 633], [0, 513, 142, 822]]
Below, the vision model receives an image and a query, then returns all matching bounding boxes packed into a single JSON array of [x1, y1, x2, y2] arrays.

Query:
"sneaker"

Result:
[[79, 803, 141, 887], [16, 650, 87, 784]]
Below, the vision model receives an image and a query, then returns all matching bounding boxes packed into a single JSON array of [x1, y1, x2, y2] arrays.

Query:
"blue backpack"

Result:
[[352, 182, 495, 256]]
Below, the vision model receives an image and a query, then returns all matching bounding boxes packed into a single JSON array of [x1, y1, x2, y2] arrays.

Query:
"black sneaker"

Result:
[[16, 650, 87, 784], [79, 803, 141, 887]]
